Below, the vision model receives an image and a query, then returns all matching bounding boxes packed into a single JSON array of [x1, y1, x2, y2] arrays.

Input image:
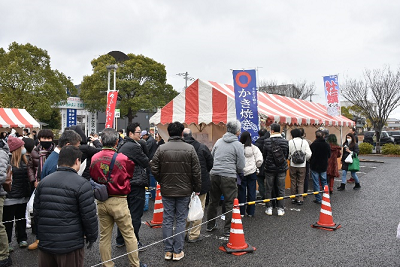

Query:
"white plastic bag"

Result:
[[397, 223, 400, 239], [345, 153, 353, 164], [187, 193, 204, 222], [27, 189, 36, 214]]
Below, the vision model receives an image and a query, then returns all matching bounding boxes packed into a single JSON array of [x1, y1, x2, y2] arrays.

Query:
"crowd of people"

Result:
[[0, 123, 361, 266]]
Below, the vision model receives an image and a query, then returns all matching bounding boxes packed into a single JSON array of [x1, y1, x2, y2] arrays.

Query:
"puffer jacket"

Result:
[[150, 136, 201, 197], [184, 136, 213, 195], [34, 167, 98, 254], [210, 132, 245, 178], [0, 140, 10, 196], [243, 144, 263, 176], [263, 133, 289, 173], [27, 143, 54, 182], [6, 159, 30, 200]]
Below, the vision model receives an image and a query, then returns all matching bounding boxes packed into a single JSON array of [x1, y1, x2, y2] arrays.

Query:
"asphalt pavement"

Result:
[[10, 155, 400, 267]]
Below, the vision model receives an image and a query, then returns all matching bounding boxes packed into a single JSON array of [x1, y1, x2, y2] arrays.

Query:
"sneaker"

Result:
[[265, 207, 272, 216], [116, 242, 125, 248], [291, 199, 297, 204], [164, 252, 173, 260], [138, 241, 146, 252], [19, 241, 28, 248], [139, 263, 148, 267], [206, 223, 217, 232], [277, 209, 285, 216], [28, 240, 39, 250], [297, 201, 304, 206], [187, 236, 203, 243], [173, 251, 185, 261], [0, 256, 12, 267]]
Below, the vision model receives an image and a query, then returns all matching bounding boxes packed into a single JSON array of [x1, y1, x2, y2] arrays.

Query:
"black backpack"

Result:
[[271, 138, 286, 166], [291, 139, 306, 164]]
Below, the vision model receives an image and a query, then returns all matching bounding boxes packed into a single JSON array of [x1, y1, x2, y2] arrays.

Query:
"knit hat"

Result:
[[7, 136, 24, 152]]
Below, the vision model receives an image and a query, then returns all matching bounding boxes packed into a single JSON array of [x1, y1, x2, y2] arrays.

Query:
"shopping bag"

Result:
[[344, 153, 353, 164], [348, 153, 360, 172], [27, 189, 36, 214], [187, 193, 204, 222]]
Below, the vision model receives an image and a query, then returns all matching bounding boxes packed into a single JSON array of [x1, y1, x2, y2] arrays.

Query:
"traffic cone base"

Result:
[[312, 185, 341, 231], [147, 184, 163, 228], [220, 198, 256, 256]]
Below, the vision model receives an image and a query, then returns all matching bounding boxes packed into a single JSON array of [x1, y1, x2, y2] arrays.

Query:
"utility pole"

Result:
[[177, 72, 195, 89]]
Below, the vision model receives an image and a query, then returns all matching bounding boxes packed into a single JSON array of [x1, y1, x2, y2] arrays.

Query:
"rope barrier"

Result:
[[236, 190, 324, 207], [90, 209, 234, 267]]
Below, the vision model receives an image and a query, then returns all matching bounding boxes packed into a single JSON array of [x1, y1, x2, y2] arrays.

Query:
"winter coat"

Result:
[[90, 149, 135, 196], [0, 140, 10, 196], [243, 144, 263, 176], [254, 132, 270, 177], [184, 136, 213, 195], [150, 136, 201, 197], [146, 135, 158, 160], [263, 133, 289, 173], [327, 144, 341, 177], [310, 138, 331, 172], [80, 144, 102, 180], [34, 167, 98, 254], [5, 159, 30, 202], [27, 143, 54, 182], [288, 137, 312, 168], [210, 133, 245, 178], [341, 141, 359, 171]]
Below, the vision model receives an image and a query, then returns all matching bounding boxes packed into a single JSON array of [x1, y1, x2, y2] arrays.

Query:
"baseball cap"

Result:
[[140, 130, 148, 137]]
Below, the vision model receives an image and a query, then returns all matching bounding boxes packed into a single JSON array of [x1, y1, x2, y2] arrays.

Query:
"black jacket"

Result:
[[255, 132, 270, 177], [33, 167, 98, 254], [146, 135, 158, 160], [184, 137, 213, 195], [310, 138, 331, 172], [119, 137, 149, 186], [7, 159, 30, 199], [80, 143, 102, 180], [341, 142, 359, 171], [263, 135, 289, 173]]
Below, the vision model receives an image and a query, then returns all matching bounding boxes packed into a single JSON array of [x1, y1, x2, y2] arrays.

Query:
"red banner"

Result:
[[105, 91, 118, 128]]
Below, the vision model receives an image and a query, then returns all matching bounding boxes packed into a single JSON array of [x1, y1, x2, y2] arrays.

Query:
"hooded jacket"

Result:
[[210, 132, 245, 178], [243, 144, 263, 176], [0, 140, 10, 196]]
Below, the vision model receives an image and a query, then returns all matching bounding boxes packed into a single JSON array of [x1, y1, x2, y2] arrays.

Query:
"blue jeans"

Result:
[[238, 172, 257, 216], [311, 170, 327, 202], [341, 170, 359, 184], [162, 196, 190, 254]]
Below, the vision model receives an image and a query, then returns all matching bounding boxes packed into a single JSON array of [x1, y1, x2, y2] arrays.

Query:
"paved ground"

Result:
[[10, 155, 400, 267]]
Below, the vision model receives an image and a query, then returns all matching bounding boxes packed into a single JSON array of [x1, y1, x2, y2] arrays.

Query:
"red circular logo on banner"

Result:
[[235, 72, 252, 88]]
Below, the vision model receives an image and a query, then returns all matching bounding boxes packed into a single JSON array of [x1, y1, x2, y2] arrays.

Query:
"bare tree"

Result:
[[258, 80, 316, 100], [342, 66, 400, 153]]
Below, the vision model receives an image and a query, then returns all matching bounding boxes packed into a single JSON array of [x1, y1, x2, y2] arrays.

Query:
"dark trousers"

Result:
[[3, 203, 27, 243], [304, 161, 310, 193], [116, 186, 145, 244], [38, 247, 84, 267], [238, 173, 257, 216]]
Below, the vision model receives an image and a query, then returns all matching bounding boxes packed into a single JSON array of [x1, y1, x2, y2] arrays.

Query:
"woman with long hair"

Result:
[[326, 134, 341, 194], [4, 136, 31, 252], [238, 131, 263, 217], [337, 133, 361, 191]]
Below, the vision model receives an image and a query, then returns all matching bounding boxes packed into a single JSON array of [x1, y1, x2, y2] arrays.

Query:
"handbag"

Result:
[[348, 153, 360, 172], [187, 192, 204, 222], [344, 153, 353, 164], [3, 164, 12, 192]]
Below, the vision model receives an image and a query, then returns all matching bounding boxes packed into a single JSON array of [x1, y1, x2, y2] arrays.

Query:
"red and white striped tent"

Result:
[[0, 108, 40, 128], [150, 79, 354, 147]]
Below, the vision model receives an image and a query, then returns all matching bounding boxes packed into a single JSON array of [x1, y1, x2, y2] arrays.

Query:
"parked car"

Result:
[[363, 131, 395, 146], [387, 131, 400, 144]]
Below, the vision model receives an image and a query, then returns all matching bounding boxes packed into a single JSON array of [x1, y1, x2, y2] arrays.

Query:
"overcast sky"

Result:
[[2, 0, 400, 118]]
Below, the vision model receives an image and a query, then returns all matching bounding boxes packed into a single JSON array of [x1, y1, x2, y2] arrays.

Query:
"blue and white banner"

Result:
[[323, 75, 340, 116], [233, 69, 259, 142], [67, 108, 77, 127]]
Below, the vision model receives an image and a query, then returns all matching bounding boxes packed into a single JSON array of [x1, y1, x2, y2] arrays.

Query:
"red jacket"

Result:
[[90, 149, 135, 196]]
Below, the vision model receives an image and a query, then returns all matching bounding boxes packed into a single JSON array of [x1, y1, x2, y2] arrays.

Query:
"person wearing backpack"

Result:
[[263, 123, 289, 216], [288, 129, 312, 205]]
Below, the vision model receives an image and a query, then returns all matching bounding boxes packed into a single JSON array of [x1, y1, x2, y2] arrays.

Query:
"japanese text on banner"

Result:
[[233, 70, 259, 142], [105, 91, 118, 128], [66, 109, 77, 128], [323, 75, 340, 116]]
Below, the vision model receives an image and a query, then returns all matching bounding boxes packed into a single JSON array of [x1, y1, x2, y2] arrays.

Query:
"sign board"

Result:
[[58, 97, 86, 110], [115, 109, 120, 118]]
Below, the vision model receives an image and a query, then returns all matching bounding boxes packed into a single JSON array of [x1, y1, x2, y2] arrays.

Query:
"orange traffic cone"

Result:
[[219, 198, 256, 256], [311, 185, 341, 231], [146, 184, 163, 228]]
